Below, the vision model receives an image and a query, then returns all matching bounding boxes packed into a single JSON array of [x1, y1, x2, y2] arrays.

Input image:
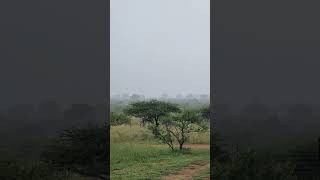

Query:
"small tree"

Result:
[[110, 112, 131, 126], [124, 100, 180, 128], [172, 110, 207, 149], [158, 110, 207, 150]]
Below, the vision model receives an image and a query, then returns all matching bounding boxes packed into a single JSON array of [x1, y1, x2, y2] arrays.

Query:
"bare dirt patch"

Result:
[[161, 161, 210, 180]]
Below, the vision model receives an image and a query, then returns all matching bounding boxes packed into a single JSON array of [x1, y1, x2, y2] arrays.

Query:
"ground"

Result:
[[161, 161, 210, 180], [111, 143, 210, 180]]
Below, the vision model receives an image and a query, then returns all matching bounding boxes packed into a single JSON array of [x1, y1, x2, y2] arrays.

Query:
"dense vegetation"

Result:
[[111, 98, 210, 179]]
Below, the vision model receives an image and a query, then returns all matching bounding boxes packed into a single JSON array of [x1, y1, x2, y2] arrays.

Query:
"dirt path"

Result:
[[161, 161, 210, 180]]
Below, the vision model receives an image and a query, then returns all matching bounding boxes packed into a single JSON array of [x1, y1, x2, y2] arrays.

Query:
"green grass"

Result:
[[110, 119, 210, 179], [110, 143, 210, 180], [111, 124, 155, 144]]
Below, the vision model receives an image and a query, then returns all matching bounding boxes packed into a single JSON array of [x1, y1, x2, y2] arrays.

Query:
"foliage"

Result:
[[41, 124, 108, 180], [155, 110, 207, 150], [110, 112, 131, 126], [124, 100, 180, 127]]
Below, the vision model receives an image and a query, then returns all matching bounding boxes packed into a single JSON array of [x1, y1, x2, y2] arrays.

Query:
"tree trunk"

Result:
[[179, 143, 183, 150]]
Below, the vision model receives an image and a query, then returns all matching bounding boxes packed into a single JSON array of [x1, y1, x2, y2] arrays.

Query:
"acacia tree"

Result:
[[159, 110, 208, 150], [124, 100, 180, 127]]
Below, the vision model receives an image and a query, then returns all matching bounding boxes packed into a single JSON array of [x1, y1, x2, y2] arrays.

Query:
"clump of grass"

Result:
[[110, 124, 154, 143]]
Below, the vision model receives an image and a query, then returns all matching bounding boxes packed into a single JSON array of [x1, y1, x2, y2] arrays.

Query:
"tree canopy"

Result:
[[124, 100, 180, 127]]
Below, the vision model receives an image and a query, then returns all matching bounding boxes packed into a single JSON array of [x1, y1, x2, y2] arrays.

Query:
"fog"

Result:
[[110, 0, 210, 98]]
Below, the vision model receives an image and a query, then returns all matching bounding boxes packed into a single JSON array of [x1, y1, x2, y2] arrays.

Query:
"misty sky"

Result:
[[110, 0, 210, 98]]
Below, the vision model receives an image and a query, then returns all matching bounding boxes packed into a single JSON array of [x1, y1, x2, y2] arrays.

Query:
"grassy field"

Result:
[[110, 119, 210, 144], [111, 143, 209, 179], [110, 120, 210, 179]]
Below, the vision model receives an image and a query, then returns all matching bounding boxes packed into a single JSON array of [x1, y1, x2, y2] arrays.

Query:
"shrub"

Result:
[[110, 112, 131, 126]]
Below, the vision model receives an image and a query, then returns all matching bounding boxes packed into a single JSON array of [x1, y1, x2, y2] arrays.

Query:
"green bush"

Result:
[[110, 112, 131, 126]]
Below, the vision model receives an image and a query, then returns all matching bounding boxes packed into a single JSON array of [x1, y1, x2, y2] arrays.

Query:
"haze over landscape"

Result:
[[110, 0, 210, 98]]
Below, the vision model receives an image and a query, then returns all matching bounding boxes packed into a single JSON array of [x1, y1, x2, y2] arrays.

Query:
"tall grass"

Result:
[[110, 124, 154, 144], [188, 131, 210, 144], [111, 119, 210, 144]]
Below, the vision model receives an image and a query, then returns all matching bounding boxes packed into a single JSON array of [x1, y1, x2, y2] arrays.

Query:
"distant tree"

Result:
[[176, 94, 183, 99], [130, 94, 144, 102], [42, 124, 107, 179], [186, 94, 194, 99], [200, 94, 209, 100], [160, 93, 169, 100], [110, 112, 131, 126], [124, 100, 180, 127]]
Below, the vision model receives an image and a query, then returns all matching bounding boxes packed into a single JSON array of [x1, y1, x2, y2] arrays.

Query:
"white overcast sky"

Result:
[[111, 0, 210, 98]]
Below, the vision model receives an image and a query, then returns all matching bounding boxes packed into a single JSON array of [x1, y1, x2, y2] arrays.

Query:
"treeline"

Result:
[[111, 96, 209, 113]]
